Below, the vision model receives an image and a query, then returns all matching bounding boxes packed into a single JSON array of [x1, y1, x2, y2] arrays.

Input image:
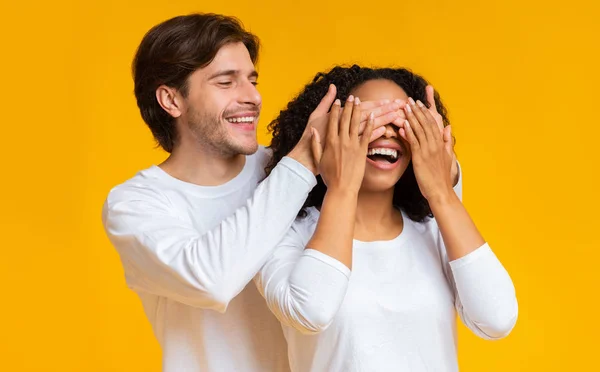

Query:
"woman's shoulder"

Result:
[[405, 212, 440, 236]]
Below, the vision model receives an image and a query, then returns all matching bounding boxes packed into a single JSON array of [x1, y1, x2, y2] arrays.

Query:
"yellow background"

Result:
[[1, 0, 598, 370]]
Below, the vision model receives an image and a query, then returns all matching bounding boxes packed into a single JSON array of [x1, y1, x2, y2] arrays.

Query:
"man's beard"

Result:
[[187, 106, 258, 157]]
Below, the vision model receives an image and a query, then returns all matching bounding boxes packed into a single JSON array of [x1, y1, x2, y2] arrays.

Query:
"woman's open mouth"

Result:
[[367, 147, 399, 164]]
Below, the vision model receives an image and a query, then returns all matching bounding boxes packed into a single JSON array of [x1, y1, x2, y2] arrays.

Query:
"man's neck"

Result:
[[159, 141, 246, 187]]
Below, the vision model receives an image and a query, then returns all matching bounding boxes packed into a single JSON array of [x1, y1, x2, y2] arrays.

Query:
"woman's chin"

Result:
[[360, 176, 399, 193], [360, 160, 409, 193]]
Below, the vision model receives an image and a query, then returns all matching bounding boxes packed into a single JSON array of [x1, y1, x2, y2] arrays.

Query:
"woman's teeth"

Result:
[[367, 148, 398, 160], [226, 117, 255, 123]]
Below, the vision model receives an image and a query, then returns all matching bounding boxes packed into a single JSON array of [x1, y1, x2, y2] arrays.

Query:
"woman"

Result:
[[256, 65, 518, 372]]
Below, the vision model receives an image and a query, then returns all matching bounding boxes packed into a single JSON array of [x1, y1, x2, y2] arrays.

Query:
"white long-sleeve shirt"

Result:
[[256, 169, 518, 372], [102, 147, 316, 372]]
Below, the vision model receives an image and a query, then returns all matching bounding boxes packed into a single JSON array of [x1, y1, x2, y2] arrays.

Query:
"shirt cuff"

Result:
[[303, 249, 351, 278], [280, 156, 317, 188]]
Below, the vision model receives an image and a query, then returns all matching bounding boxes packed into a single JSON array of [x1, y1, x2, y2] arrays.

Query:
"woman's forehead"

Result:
[[350, 79, 408, 101]]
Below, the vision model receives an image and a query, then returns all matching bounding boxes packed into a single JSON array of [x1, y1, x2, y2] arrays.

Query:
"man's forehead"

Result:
[[201, 42, 256, 76]]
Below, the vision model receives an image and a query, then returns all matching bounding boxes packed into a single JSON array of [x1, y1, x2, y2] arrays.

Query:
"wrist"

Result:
[[427, 187, 459, 208], [288, 147, 317, 175], [326, 186, 360, 201]]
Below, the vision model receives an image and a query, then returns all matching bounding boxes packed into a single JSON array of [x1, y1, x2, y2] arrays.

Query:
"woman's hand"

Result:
[[402, 97, 454, 203], [312, 94, 375, 194]]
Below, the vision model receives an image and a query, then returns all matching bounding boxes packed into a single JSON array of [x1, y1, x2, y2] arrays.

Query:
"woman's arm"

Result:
[[404, 97, 518, 339]]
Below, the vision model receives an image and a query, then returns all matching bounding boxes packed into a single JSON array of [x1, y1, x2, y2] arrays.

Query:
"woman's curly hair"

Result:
[[266, 65, 451, 222]]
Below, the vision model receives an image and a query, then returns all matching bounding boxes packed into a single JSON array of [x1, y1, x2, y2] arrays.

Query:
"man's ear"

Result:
[[156, 85, 184, 118]]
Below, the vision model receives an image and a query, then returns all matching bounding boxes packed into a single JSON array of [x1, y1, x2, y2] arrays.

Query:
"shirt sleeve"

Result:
[[439, 164, 518, 339], [255, 213, 351, 335], [448, 244, 519, 339], [102, 156, 316, 313]]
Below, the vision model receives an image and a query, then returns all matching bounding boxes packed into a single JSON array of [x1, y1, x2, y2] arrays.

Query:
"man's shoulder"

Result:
[[101, 166, 174, 229], [254, 145, 273, 167], [105, 166, 168, 207], [248, 145, 274, 180]]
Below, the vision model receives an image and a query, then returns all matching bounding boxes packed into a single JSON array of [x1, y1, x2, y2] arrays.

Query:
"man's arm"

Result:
[[103, 156, 316, 313]]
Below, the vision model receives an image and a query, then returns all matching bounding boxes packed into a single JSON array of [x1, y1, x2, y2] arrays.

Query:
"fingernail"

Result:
[[369, 112, 374, 120], [408, 97, 416, 105], [348, 95, 354, 102], [334, 99, 341, 105], [416, 100, 425, 107], [405, 120, 410, 128], [394, 99, 404, 104], [405, 104, 412, 113], [355, 97, 361, 105]]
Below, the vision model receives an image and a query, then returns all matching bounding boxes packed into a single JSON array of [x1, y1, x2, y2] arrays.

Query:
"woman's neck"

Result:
[[354, 188, 403, 242]]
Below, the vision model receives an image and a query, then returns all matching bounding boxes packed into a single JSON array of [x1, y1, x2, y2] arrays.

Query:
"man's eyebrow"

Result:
[[208, 70, 259, 80], [208, 70, 238, 80]]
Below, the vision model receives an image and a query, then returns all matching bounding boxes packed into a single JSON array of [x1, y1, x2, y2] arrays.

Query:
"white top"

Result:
[[256, 169, 518, 372], [102, 147, 317, 372]]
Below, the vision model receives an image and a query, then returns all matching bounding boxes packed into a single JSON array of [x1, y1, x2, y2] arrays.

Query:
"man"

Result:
[[102, 13, 400, 371]]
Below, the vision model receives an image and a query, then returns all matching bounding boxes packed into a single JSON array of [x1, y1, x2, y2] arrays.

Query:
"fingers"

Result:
[[339, 95, 355, 136], [443, 124, 451, 142], [349, 97, 362, 138], [328, 99, 341, 141], [369, 126, 387, 142], [344, 99, 397, 117], [391, 117, 408, 141], [403, 119, 420, 151], [373, 110, 402, 128], [361, 112, 375, 148], [426, 85, 444, 132], [399, 127, 407, 140], [354, 99, 409, 134], [366, 119, 410, 142], [360, 100, 402, 122], [358, 108, 403, 135], [391, 116, 405, 128], [311, 84, 337, 118], [426, 85, 437, 113], [409, 98, 435, 141], [443, 125, 453, 155], [359, 99, 389, 111], [311, 127, 323, 166], [404, 95, 447, 157], [404, 100, 427, 145], [416, 99, 442, 143]]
